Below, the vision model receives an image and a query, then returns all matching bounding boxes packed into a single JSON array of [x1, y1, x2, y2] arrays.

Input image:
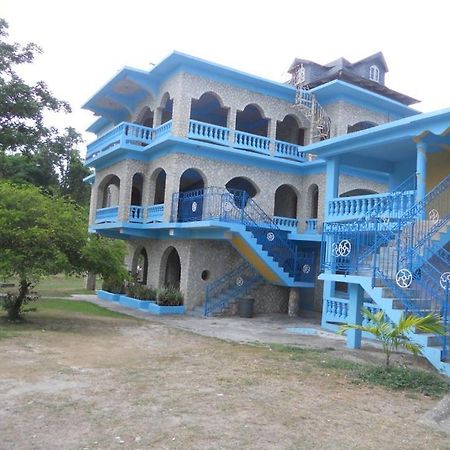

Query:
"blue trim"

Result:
[[310, 80, 419, 118]]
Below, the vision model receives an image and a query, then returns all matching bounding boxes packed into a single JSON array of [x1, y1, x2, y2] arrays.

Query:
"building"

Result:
[[83, 51, 450, 374]]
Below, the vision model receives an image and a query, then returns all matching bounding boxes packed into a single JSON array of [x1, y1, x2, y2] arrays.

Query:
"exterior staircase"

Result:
[[321, 174, 450, 375], [172, 187, 316, 315]]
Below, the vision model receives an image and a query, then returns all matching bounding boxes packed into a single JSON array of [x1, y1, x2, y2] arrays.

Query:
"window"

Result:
[[369, 65, 380, 83]]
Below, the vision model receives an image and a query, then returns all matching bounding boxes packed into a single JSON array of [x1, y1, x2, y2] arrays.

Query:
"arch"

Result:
[[276, 114, 305, 145], [340, 188, 378, 197], [161, 246, 181, 290], [98, 174, 121, 209], [132, 246, 149, 284], [347, 121, 378, 134], [136, 106, 154, 128], [236, 104, 269, 137], [159, 92, 173, 124], [274, 184, 298, 218], [225, 177, 259, 209], [131, 173, 144, 206], [177, 168, 206, 221], [190, 92, 228, 127], [307, 184, 319, 219], [151, 168, 167, 205]]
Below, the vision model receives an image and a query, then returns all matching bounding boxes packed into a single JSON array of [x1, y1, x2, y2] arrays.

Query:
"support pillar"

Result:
[[288, 288, 300, 317], [416, 141, 427, 204], [267, 118, 278, 156], [227, 106, 237, 145], [346, 283, 364, 349], [325, 156, 340, 220]]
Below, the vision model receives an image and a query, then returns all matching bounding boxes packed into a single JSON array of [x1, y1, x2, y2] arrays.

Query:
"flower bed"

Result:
[[96, 290, 120, 302]]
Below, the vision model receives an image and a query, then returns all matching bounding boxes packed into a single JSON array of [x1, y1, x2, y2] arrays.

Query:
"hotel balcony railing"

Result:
[[327, 190, 416, 222], [86, 118, 311, 164], [188, 120, 308, 162], [95, 206, 119, 224], [86, 121, 173, 163], [94, 204, 164, 225]]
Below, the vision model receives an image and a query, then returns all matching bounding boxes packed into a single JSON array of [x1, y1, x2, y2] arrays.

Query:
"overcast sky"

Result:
[[3, 0, 450, 154]]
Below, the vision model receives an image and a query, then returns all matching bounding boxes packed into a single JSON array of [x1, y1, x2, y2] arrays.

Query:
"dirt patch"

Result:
[[0, 312, 448, 449]]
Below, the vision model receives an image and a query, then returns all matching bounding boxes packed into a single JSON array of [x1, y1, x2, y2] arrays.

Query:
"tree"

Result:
[[0, 181, 129, 320], [0, 18, 90, 205], [338, 308, 445, 368]]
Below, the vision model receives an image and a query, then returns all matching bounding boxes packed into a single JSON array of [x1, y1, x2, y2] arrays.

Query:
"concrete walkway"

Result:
[[72, 294, 357, 350]]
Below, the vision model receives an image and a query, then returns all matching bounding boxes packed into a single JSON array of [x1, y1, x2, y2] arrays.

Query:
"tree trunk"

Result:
[[385, 350, 391, 369], [85, 272, 96, 291], [7, 279, 30, 321]]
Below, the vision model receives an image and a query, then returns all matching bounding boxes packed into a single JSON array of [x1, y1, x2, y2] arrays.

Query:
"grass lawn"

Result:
[[1, 274, 100, 298]]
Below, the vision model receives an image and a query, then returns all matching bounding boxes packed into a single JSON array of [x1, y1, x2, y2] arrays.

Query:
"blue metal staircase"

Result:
[[321, 174, 450, 374], [172, 187, 316, 315]]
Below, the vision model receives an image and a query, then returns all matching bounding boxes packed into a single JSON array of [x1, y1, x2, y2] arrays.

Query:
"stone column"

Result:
[[227, 106, 237, 145], [325, 156, 340, 221], [163, 161, 181, 222], [346, 283, 364, 349], [171, 74, 191, 138], [118, 164, 133, 222], [267, 118, 278, 156], [88, 182, 98, 227], [288, 288, 300, 317]]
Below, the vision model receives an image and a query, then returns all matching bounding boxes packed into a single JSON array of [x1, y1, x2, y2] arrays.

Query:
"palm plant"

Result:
[[338, 308, 445, 368]]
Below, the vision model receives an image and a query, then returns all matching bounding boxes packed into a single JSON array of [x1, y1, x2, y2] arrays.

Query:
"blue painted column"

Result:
[[416, 141, 427, 204], [325, 156, 340, 220], [346, 283, 364, 349]]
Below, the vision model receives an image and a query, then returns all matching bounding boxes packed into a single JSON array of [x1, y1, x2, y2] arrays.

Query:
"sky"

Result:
[[3, 0, 450, 155]]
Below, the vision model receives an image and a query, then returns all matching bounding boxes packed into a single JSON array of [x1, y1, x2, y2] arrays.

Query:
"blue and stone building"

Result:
[[83, 51, 450, 374]]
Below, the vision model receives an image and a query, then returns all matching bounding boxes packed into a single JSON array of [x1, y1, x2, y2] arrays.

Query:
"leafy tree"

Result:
[[338, 308, 445, 368], [0, 181, 127, 320], [0, 18, 90, 205]]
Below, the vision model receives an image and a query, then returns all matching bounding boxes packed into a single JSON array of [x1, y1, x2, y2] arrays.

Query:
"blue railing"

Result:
[[234, 130, 271, 155], [188, 120, 230, 145], [204, 262, 263, 316], [172, 186, 315, 283], [324, 297, 381, 325], [274, 140, 307, 162], [129, 206, 144, 223], [306, 219, 318, 234], [86, 121, 173, 162], [95, 206, 119, 224], [273, 216, 298, 231], [321, 174, 418, 272], [146, 204, 164, 223]]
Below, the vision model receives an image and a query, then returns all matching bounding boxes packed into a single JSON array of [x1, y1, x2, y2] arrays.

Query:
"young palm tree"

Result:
[[338, 308, 446, 368]]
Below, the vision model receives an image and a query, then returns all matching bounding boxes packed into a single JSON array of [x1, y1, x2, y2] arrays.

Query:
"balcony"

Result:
[[86, 119, 312, 166], [86, 121, 172, 164], [95, 204, 164, 225], [327, 190, 416, 222]]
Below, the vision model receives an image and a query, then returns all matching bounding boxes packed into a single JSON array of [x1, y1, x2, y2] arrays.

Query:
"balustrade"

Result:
[[325, 298, 380, 324], [146, 204, 164, 223], [273, 216, 298, 231], [188, 120, 230, 145], [233, 130, 271, 155], [129, 206, 144, 223], [95, 206, 119, 224], [274, 140, 307, 162]]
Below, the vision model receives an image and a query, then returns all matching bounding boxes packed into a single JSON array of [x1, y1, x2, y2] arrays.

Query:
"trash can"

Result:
[[239, 297, 254, 318]]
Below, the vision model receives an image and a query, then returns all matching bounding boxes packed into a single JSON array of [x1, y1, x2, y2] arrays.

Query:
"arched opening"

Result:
[[225, 177, 258, 209], [132, 247, 148, 284], [153, 169, 167, 205], [163, 247, 181, 290], [130, 173, 144, 206], [136, 106, 154, 128], [160, 93, 173, 124], [177, 168, 205, 221], [190, 92, 228, 127], [347, 121, 378, 134], [236, 104, 268, 137], [274, 184, 298, 218], [340, 188, 378, 197], [99, 175, 120, 208], [276, 115, 305, 146], [308, 184, 319, 219]]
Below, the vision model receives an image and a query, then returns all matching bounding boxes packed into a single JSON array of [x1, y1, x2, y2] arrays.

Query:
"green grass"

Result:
[[34, 298, 130, 318], [0, 274, 101, 298], [270, 343, 450, 398]]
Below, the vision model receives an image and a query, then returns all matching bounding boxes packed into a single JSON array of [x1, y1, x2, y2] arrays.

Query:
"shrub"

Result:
[[126, 282, 157, 301], [157, 286, 184, 306], [102, 276, 127, 294]]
